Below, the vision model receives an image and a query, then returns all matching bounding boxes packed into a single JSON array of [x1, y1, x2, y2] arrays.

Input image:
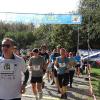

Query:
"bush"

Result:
[[98, 81, 100, 95]]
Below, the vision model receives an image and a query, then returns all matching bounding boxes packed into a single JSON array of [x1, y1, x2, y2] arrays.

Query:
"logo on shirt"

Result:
[[4, 63, 10, 70], [0, 63, 17, 80]]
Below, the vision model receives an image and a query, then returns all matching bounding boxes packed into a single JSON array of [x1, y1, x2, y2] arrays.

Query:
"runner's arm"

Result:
[[23, 69, 29, 86], [42, 58, 47, 74], [54, 58, 59, 70]]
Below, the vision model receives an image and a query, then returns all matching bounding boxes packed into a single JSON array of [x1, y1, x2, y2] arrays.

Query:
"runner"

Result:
[[47, 49, 56, 82], [74, 52, 81, 77], [68, 52, 76, 88], [28, 48, 46, 100], [39, 45, 49, 88], [54, 48, 69, 99], [0, 37, 29, 100], [50, 46, 60, 93], [13, 46, 21, 56]]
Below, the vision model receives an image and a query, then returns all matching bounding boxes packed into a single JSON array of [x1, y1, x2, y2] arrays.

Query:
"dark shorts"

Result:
[[30, 76, 43, 83], [52, 68, 57, 77], [57, 73, 69, 88], [0, 98, 21, 100], [75, 64, 80, 68]]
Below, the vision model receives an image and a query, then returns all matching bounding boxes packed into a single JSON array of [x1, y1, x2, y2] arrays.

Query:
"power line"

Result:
[[0, 11, 79, 15]]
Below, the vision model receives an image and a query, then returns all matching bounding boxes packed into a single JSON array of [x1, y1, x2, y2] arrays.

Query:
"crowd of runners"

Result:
[[0, 37, 91, 100]]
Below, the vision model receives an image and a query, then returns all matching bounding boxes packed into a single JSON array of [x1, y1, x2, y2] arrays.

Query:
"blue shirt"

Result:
[[74, 55, 81, 63], [50, 53, 60, 62], [57, 56, 69, 74]]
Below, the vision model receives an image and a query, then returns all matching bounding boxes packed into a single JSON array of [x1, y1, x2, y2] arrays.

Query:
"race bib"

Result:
[[59, 63, 66, 67], [0, 62, 16, 80], [32, 65, 40, 71], [77, 62, 80, 64]]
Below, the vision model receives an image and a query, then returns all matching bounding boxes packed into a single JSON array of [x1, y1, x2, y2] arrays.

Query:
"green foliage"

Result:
[[5, 32, 35, 48], [91, 67, 100, 97], [50, 25, 72, 49], [0, 21, 82, 51], [79, 0, 100, 48], [98, 81, 100, 95]]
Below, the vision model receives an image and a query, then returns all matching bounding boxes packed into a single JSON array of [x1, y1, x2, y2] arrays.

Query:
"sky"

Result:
[[0, 0, 80, 23]]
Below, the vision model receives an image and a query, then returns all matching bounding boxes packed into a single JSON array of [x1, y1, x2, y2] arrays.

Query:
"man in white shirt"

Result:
[[0, 37, 29, 100]]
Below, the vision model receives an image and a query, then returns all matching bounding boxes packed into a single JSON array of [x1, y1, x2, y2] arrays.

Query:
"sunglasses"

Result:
[[1, 44, 11, 48]]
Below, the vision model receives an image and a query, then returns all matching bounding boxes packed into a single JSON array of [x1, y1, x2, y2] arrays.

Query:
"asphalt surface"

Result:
[[22, 74, 93, 100]]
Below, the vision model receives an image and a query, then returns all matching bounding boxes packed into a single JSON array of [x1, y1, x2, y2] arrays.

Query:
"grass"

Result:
[[91, 67, 100, 98]]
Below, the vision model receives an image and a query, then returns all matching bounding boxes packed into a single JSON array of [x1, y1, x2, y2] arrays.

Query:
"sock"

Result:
[[62, 86, 67, 93], [34, 93, 38, 97], [39, 91, 43, 99]]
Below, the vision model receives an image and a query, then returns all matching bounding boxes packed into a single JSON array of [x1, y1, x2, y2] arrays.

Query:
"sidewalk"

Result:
[[22, 75, 93, 100]]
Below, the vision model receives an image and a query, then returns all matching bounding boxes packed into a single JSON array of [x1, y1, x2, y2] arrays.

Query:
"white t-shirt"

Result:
[[0, 55, 27, 99]]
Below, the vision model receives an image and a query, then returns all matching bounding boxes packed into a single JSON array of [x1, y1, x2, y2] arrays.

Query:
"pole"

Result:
[[77, 25, 80, 53]]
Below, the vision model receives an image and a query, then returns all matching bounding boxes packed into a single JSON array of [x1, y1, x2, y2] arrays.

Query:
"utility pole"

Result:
[[77, 25, 80, 53]]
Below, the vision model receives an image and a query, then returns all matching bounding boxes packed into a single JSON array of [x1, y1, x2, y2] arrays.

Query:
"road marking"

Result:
[[22, 94, 60, 100]]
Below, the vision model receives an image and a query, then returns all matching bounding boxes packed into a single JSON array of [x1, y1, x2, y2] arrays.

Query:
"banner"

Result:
[[32, 14, 82, 24], [78, 49, 100, 61], [0, 13, 82, 24]]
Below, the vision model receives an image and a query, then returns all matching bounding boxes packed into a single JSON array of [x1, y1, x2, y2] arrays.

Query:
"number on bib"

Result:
[[32, 65, 40, 71]]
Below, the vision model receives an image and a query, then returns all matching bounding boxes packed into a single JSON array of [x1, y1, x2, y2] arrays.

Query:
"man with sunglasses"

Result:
[[0, 37, 29, 100]]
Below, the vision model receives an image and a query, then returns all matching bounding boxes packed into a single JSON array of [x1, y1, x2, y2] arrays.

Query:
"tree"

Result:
[[4, 31, 35, 49], [48, 24, 78, 50], [79, 0, 100, 49]]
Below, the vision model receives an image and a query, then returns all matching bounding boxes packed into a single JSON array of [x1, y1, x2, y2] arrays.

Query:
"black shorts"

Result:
[[57, 73, 69, 88], [30, 76, 43, 83], [52, 66, 57, 77], [75, 64, 80, 68], [53, 68, 57, 77]]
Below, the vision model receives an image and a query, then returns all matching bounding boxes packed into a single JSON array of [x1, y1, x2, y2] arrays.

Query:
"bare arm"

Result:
[[54, 59, 59, 70]]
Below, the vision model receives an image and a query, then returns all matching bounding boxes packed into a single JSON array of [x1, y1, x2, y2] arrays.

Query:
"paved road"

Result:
[[22, 74, 93, 100]]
